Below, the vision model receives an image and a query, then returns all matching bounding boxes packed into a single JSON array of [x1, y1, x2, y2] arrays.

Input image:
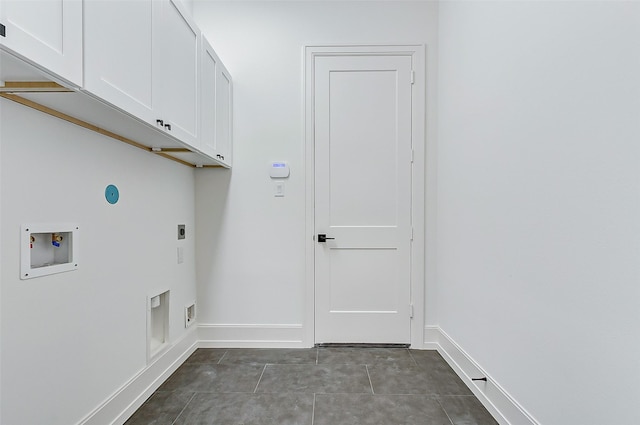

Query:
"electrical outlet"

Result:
[[177, 247, 184, 264]]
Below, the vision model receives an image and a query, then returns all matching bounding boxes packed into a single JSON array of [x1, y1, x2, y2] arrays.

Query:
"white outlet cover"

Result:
[[177, 247, 184, 264], [274, 182, 285, 197]]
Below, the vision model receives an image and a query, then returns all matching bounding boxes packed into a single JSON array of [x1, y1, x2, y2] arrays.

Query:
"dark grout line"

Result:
[[171, 392, 197, 425], [310, 391, 438, 396], [436, 395, 480, 398]]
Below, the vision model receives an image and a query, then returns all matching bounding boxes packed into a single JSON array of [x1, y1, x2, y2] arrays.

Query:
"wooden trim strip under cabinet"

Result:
[[0, 92, 222, 168], [151, 147, 192, 153], [0, 81, 73, 92]]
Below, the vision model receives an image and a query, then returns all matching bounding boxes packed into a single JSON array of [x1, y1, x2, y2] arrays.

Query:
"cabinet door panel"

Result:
[[215, 65, 232, 166], [0, 0, 82, 85], [83, 0, 156, 125], [200, 38, 218, 157], [157, 0, 200, 146]]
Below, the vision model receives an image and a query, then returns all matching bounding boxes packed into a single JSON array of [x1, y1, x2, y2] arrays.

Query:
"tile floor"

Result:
[[125, 348, 498, 425]]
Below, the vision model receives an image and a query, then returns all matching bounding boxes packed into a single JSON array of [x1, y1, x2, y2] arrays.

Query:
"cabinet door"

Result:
[[215, 63, 233, 166], [200, 37, 219, 158], [0, 0, 82, 86], [83, 0, 158, 126], [156, 0, 200, 146]]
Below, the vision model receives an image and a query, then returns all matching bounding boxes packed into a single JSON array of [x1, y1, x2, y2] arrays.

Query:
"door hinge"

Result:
[[410, 70, 415, 85], [409, 304, 414, 318], [0, 23, 6, 37]]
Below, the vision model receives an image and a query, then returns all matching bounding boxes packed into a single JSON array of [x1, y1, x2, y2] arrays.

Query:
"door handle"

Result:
[[317, 234, 335, 243]]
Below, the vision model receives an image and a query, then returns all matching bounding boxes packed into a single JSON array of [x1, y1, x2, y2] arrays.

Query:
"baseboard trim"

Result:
[[76, 323, 304, 424], [423, 325, 440, 349], [198, 323, 306, 348], [424, 326, 540, 425], [77, 327, 198, 425], [75, 324, 540, 425]]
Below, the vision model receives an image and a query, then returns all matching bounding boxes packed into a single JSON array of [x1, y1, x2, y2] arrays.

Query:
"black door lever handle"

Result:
[[317, 234, 335, 243]]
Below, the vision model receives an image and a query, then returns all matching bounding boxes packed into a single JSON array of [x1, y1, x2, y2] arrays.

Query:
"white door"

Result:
[[156, 0, 200, 146], [84, 0, 157, 125], [200, 37, 219, 158], [0, 0, 82, 86], [314, 54, 413, 344], [214, 62, 232, 166], [200, 36, 233, 166]]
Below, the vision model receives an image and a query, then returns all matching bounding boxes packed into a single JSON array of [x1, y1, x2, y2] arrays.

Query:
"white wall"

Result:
[[0, 99, 197, 425], [181, 0, 194, 15], [437, 1, 640, 424], [0, 95, 3, 425], [193, 1, 439, 345]]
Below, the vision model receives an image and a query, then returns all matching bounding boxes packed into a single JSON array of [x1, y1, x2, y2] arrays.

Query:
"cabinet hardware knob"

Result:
[[317, 234, 335, 243]]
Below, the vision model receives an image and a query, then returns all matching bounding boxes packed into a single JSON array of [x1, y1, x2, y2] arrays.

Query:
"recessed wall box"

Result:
[[148, 290, 170, 361], [21, 224, 79, 280], [269, 162, 290, 178], [185, 302, 196, 328]]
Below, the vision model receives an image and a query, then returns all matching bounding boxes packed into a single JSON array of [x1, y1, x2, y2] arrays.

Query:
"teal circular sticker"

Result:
[[105, 184, 119, 204]]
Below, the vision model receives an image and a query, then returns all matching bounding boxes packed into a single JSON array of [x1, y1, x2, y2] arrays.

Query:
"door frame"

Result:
[[304, 45, 426, 348]]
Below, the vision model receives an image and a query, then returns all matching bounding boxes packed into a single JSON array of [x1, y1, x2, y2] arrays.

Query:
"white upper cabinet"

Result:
[[200, 36, 232, 167], [2, 0, 230, 167], [83, 0, 199, 147], [215, 62, 232, 166], [155, 0, 200, 147], [200, 37, 218, 158], [83, 0, 157, 125], [0, 0, 82, 86]]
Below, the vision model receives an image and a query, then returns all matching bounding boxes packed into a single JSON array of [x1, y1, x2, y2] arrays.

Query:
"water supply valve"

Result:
[[51, 233, 63, 247]]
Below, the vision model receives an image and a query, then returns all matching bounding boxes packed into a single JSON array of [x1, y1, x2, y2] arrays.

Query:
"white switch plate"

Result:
[[177, 247, 184, 264], [275, 182, 285, 197]]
